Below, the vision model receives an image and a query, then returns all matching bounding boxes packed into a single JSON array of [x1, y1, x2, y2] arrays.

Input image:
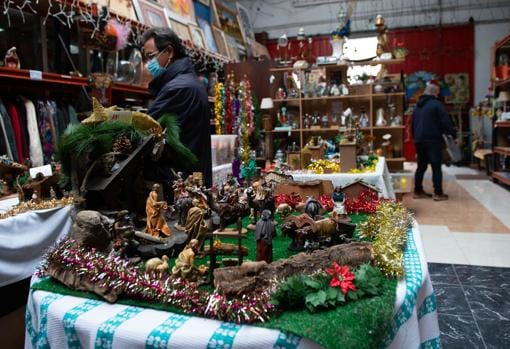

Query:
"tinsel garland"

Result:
[[225, 75, 234, 134], [0, 197, 74, 220], [307, 159, 341, 174], [344, 190, 382, 214], [243, 78, 254, 134], [357, 202, 413, 278], [349, 156, 379, 174], [214, 82, 225, 134], [38, 239, 274, 323], [237, 80, 250, 163]]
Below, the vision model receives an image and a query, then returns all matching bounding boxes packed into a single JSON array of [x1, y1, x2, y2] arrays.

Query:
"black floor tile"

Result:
[[464, 287, 510, 321], [454, 264, 510, 289], [435, 285, 471, 315], [428, 263, 460, 286], [477, 319, 510, 349], [439, 314, 485, 349]]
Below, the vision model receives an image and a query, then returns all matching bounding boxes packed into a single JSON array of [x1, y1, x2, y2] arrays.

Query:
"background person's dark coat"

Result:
[[147, 57, 212, 187], [412, 95, 456, 144]]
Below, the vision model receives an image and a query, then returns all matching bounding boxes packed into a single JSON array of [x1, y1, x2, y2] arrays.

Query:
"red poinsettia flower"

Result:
[[325, 262, 356, 294]]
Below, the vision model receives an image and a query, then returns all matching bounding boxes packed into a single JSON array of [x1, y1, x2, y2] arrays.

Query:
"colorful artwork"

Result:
[[236, 2, 254, 41], [444, 73, 469, 104], [212, 26, 229, 58], [133, 0, 170, 27], [197, 17, 218, 53], [169, 18, 192, 42], [225, 34, 239, 61], [188, 25, 207, 50], [109, 0, 138, 21], [165, 0, 196, 24]]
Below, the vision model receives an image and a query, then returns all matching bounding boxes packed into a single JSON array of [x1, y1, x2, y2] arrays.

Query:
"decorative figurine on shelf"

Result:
[[390, 114, 402, 126], [275, 87, 286, 100], [321, 114, 329, 128], [342, 107, 353, 128], [330, 83, 340, 96], [4, 47, 20, 69], [360, 108, 369, 128], [303, 113, 310, 128], [340, 84, 349, 95], [382, 134, 393, 158], [184, 199, 208, 247], [312, 112, 320, 127], [375, 108, 387, 126], [171, 239, 207, 282], [255, 209, 276, 263], [145, 183, 172, 238]]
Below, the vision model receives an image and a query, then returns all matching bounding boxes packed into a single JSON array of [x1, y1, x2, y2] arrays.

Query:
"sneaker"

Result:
[[433, 194, 449, 201], [413, 191, 433, 199]]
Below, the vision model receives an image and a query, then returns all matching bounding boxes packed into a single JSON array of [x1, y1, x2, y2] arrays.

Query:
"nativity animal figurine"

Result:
[[145, 255, 169, 275]]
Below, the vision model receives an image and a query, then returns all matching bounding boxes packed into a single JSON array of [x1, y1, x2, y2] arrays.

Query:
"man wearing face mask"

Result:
[[142, 27, 212, 188]]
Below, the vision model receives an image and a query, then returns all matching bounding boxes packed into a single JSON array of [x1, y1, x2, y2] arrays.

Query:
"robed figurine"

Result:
[[145, 183, 172, 237], [255, 209, 276, 263]]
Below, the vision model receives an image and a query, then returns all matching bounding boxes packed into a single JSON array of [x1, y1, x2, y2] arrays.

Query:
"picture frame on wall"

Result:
[[212, 26, 229, 58], [197, 17, 218, 53], [108, 0, 138, 21], [236, 1, 255, 41], [164, 0, 197, 25], [168, 17, 192, 42], [209, 0, 221, 27], [188, 25, 207, 50], [133, 0, 170, 27], [225, 33, 239, 61]]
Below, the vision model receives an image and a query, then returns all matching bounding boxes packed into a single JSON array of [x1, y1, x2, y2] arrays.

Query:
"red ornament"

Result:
[[344, 190, 382, 214], [318, 195, 334, 212], [325, 262, 356, 295]]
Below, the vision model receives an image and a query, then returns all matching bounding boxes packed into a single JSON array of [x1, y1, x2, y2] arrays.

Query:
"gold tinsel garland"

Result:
[[0, 197, 74, 220], [358, 202, 413, 278], [307, 159, 341, 174], [214, 82, 225, 135]]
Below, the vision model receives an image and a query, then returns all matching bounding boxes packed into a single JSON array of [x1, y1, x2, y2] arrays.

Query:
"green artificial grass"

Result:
[[32, 212, 397, 349]]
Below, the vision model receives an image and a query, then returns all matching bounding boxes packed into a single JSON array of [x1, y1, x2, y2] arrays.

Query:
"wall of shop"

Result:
[[242, 0, 510, 39]]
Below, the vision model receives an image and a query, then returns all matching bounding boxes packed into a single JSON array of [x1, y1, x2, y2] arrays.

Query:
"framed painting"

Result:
[[225, 33, 239, 61], [209, 0, 221, 27], [188, 25, 207, 50], [106, 0, 138, 21], [212, 26, 229, 58], [164, 0, 197, 25], [169, 17, 191, 42], [197, 17, 218, 53], [236, 1, 255, 41], [444, 73, 469, 104], [133, 0, 170, 27]]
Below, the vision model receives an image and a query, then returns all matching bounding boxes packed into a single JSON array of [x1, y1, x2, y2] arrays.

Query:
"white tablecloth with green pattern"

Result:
[[24, 221, 440, 349]]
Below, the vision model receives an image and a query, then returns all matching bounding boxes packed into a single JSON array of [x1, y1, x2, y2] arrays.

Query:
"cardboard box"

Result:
[[275, 179, 334, 198]]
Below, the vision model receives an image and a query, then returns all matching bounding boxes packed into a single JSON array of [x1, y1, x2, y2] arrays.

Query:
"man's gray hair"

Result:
[[424, 83, 440, 96]]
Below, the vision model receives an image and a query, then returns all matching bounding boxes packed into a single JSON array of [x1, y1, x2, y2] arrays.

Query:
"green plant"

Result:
[[158, 114, 198, 165]]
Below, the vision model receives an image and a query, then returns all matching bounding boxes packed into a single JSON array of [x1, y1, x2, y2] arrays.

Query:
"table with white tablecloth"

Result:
[[0, 205, 73, 287], [290, 157, 396, 200], [25, 220, 440, 349]]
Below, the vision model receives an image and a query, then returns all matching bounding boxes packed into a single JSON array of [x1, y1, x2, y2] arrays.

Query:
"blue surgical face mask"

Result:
[[147, 57, 164, 78], [146, 49, 170, 78]]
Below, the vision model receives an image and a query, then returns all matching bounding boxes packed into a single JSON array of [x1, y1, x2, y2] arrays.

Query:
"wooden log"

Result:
[[213, 242, 373, 295]]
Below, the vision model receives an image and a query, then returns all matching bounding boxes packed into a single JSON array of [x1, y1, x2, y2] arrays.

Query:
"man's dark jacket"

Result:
[[147, 57, 212, 186], [412, 95, 456, 144]]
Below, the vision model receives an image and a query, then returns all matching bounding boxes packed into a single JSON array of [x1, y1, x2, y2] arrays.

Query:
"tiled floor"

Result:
[[429, 263, 510, 348], [405, 163, 510, 348]]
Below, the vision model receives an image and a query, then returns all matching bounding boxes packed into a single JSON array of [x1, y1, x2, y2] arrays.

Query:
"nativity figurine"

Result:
[[255, 210, 276, 263], [145, 183, 172, 238], [171, 239, 206, 282]]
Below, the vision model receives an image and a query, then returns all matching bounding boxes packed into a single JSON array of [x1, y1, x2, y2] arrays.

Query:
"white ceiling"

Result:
[[238, 0, 510, 38]]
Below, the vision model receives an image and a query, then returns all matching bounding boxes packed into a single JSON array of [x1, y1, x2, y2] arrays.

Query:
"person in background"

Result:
[[412, 80, 456, 201], [142, 27, 212, 188]]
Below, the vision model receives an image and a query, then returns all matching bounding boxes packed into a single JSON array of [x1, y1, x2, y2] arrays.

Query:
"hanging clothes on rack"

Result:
[[36, 100, 54, 164], [0, 99, 18, 162], [21, 97, 44, 167], [5, 102, 26, 164]]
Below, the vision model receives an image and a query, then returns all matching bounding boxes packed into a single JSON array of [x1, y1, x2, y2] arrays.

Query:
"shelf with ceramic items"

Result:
[[491, 31, 510, 189], [268, 58, 405, 73], [0, 67, 88, 87]]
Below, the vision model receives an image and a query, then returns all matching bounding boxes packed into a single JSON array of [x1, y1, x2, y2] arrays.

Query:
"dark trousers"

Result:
[[414, 142, 444, 195]]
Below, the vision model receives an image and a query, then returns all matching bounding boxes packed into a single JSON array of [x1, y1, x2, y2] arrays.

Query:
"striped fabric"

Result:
[[25, 222, 440, 349]]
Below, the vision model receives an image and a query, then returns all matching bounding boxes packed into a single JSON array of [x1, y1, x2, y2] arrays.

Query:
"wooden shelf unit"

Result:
[[491, 31, 510, 188], [265, 59, 406, 171]]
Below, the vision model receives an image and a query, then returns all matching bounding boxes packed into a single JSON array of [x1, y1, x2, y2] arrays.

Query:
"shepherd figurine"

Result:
[[255, 209, 276, 263]]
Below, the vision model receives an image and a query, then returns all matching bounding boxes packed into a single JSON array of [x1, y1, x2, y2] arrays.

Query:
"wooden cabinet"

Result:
[[265, 59, 406, 171], [491, 32, 510, 187]]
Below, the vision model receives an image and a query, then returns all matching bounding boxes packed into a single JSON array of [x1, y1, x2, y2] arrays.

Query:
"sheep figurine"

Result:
[[145, 255, 169, 275]]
